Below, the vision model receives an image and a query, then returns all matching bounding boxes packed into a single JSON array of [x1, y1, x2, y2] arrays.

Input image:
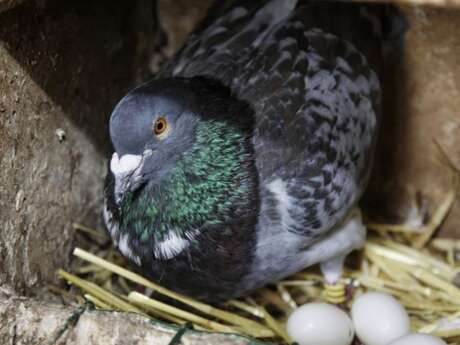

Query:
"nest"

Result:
[[55, 156, 460, 344]]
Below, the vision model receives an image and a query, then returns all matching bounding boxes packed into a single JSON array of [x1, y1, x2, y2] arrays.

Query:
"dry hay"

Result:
[[56, 153, 460, 344]]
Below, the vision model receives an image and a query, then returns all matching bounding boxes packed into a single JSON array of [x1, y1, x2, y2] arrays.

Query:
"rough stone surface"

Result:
[[0, 0, 153, 294], [0, 292, 259, 345], [364, 5, 460, 238]]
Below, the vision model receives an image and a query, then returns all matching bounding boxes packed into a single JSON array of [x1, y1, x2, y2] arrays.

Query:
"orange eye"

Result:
[[153, 116, 168, 136]]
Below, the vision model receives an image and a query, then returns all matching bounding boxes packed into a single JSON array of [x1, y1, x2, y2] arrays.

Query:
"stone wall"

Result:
[[0, 0, 153, 294], [365, 5, 460, 237]]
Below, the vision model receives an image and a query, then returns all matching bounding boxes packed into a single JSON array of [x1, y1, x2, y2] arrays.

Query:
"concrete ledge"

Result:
[[0, 292, 261, 345]]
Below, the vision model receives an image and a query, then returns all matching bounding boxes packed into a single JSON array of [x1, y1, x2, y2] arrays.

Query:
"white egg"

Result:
[[388, 333, 447, 345], [286, 302, 354, 345], [351, 292, 410, 345]]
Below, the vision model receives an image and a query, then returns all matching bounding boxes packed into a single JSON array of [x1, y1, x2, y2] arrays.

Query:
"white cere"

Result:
[[286, 302, 354, 345], [388, 333, 447, 345], [351, 292, 410, 345], [110, 152, 142, 174]]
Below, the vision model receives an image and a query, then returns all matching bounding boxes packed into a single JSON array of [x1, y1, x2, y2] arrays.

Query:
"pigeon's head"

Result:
[[107, 77, 258, 261], [109, 78, 200, 187], [108, 77, 255, 197]]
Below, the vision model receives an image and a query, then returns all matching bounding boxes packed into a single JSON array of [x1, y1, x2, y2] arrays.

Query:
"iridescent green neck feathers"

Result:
[[119, 119, 257, 259]]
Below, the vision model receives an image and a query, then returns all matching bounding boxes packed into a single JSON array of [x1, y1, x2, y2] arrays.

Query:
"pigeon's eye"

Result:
[[153, 116, 168, 136]]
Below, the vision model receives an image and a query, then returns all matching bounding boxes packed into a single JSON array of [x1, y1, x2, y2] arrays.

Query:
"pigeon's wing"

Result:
[[157, 0, 297, 85], [234, 3, 382, 239], [160, 0, 385, 240]]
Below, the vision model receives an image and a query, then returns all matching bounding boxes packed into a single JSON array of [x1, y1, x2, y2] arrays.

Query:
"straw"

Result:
[[56, 186, 460, 345], [72, 248, 273, 338], [128, 292, 240, 334]]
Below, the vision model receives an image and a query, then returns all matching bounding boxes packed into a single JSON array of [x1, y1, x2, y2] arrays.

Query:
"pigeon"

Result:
[[104, 0, 403, 302]]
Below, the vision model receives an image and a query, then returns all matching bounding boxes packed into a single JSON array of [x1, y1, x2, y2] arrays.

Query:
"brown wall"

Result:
[[0, 0, 153, 294], [364, 5, 460, 238]]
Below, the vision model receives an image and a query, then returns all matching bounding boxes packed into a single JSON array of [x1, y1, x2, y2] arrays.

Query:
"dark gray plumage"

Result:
[[104, 0, 402, 302]]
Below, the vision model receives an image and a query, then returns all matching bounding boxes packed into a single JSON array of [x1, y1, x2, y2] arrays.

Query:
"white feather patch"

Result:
[[118, 233, 131, 257], [267, 178, 298, 230], [154, 231, 190, 260], [103, 200, 119, 241], [118, 233, 141, 266]]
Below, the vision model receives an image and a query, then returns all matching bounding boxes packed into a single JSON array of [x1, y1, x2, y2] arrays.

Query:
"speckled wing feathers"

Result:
[[236, 22, 380, 238], [162, 1, 381, 240], [158, 0, 297, 85]]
